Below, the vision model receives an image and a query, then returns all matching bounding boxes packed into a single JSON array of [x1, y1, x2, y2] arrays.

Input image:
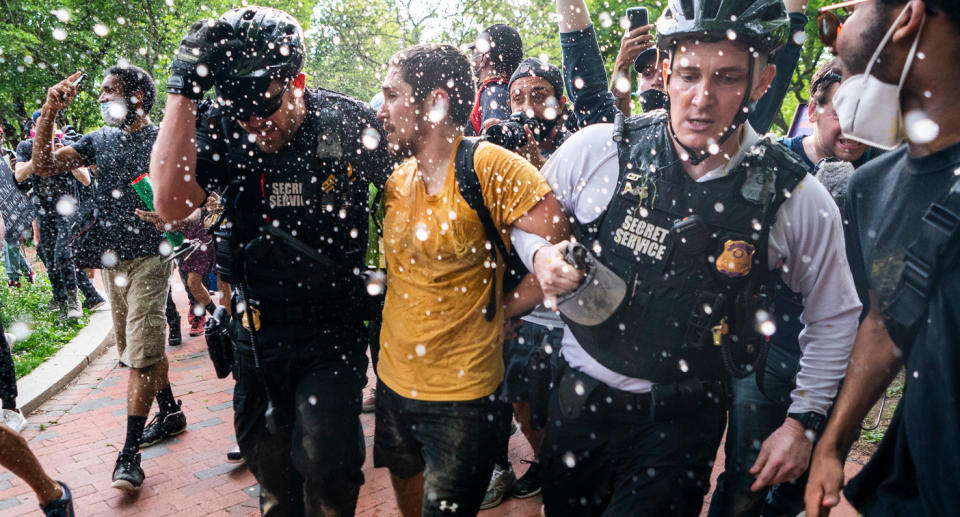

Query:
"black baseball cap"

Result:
[[633, 47, 661, 73], [473, 24, 523, 74], [509, 58, 564, 99]]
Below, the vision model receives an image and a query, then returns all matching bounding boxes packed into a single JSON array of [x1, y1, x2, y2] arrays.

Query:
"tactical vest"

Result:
[[563, 112, 807, 383], [210, 89, 371, 306]]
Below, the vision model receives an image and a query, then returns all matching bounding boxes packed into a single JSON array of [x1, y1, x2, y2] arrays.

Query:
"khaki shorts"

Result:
[[105, 255, 173, 369]]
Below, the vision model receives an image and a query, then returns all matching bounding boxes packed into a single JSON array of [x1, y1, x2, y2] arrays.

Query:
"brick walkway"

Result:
[[0, 285, 862, 516]]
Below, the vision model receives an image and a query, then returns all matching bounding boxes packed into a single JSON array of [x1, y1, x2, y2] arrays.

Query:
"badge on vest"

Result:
[[316, 132, 343, 159], [716, 240, 754, 278]]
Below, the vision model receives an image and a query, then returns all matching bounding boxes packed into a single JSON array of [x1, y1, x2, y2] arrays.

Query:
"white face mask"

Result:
[[832, 5, 925, 151], [99, 100, 129, 127]]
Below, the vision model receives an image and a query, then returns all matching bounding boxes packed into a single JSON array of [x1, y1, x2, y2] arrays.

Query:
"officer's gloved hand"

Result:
[[204, 305, 230, 336], [167, 19, 232, 101]]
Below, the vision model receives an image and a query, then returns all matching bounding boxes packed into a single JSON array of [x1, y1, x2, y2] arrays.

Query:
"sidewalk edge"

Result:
[[16, 308, 115, 415]]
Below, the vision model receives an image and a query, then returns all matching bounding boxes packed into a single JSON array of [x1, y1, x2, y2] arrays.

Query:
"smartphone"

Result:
[[626, 7, 649, 32], [61, 73, 87, 101]]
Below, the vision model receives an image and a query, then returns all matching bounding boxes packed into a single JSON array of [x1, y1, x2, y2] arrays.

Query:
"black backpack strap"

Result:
[[454, 137, 503, 321], [886, 175, 960, 329]]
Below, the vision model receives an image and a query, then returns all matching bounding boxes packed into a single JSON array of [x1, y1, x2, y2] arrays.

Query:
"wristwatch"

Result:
[[787, 411, 827, 437]]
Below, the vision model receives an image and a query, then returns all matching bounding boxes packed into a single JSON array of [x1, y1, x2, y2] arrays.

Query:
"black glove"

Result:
[[167, 19, 231, 101]]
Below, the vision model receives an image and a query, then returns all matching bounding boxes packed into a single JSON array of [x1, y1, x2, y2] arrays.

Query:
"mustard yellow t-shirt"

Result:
[[378, 138, 551, 401]]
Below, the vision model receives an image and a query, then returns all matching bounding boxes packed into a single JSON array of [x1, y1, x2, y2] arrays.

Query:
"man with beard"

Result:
[[804, 1, 960, 515], [151, 7, 390, 515], [515, 1, 862, 514], [375, 43, 570, 516], [29, 65, 186, 492]]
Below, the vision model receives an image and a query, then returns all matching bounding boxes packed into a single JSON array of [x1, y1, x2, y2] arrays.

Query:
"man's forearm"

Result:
[[32, 109, 58, 176], [151, 94, 203, 221], [818, 302, 902, 456], [557, 0, 592, 33], [14, 161, 33, 183]]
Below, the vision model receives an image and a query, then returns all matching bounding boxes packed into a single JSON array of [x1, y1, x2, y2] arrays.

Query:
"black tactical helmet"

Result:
[[217, 6, 304, 80], [656, 0, 789, 54], [213, 6, 304, 115]]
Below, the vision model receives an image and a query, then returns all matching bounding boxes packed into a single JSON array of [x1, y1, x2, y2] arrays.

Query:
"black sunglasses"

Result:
[[818, 0, 871, 47]]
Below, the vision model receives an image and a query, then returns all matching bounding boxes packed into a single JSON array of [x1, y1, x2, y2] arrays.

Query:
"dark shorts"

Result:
[[179, 223, 215, 274], [499, 321, 564, 403], [373, 382, 511, 516]]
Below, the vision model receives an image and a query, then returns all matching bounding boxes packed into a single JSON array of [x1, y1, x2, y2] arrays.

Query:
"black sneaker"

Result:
[[111, 452, 144, 491], [140, 401, 187, 447], [168, 317, 182, 346], [40, 481, 74, 517], [82, 294, 106, 311], [480, 462, 516, 510], [226, 445, 243, 464], [511, 460, 542, 499]]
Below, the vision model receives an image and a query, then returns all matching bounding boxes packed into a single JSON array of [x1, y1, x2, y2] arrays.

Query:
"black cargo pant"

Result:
[[230, 315, 368, 517], [37, 209, 77, 303], [540, 364, 726, 517], [0, 317, 17, 410]]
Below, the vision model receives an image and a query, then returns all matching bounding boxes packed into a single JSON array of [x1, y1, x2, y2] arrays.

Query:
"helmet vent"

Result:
[[680, 0, 695, 19]]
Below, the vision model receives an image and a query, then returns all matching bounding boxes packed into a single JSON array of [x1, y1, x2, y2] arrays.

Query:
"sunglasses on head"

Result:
[[818, 0, 872, 47]]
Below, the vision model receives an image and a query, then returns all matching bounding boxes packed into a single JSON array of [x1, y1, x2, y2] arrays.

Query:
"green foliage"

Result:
[[0, 266, 89, 378], [0, 0, 312, 145], [862, 427, 885, 444], [2, 0, 837, 136]]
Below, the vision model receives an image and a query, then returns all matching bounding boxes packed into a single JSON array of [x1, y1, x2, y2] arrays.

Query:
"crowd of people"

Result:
[[0, 0, 958, 516]]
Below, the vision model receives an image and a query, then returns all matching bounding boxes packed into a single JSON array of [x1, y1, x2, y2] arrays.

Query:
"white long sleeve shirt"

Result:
[[512, 122, 862, 415]]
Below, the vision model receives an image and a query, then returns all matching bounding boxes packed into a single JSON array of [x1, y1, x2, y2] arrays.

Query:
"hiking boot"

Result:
[[111, 452, 144, 492], [40, 481, 74, 517], [82, 293, 106, 311], [47, 299, 62, 312], [511, 460, 542, 499], [226, 445, 243, 464], [64, 297, 82, 320], [1, 409, 27, 433], [26, 271, 35, 284], [140, 401, 187, 447], [7, 279, 20, 289], [168, 317, 182, 346], [189, 314, 206, 337], [480, 463, 516, 510], [362, 392, 376, 413]]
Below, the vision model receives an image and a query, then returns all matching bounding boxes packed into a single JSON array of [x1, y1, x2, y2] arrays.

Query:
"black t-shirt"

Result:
[[70, 125, 164, 261], [842, 141, 960, 515], [194, 88, 390, 303], [15, 138, 80, 209]]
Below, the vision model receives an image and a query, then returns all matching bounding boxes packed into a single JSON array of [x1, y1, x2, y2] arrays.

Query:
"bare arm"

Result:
[[150, 94, 208, 222], [804, 292, 902, 516], [14, 160, 33, 183], [556, 0, 592, 33], [71, 167, 91, 186], [511, 192, 571, 245], [611, 26, 655, 117], [33, 72, 88, 177]]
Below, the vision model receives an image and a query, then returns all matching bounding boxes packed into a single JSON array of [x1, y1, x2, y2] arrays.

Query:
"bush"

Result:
[[1, 266, 90, 378]]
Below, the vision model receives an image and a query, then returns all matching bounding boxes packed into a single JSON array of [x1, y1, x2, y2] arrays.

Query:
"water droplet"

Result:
[[361, 128, 381, 150], [573, 381, 585, 396], [726, 29, 737, 40], [562, 452, 577, 468], [196, 64, 209, 78], [475, 38, 490, 53], [713, 202, 725, 213], [308, 395, 317, 405], [101, 251, 118, 268], [755, 310, 776, 336], [599, 11, 613, 28], [366, 271, 386, 296], [614, 76, 631, 94], [52, 28, 67, 41], [912, 370, 919, 378], [414, 223, 430, 241], [678, 359, 689, 373], [113, 273, 129, 287], [93, 23, 109, 37], [428, 101, 448, 123], [905, 110, 939, 144], [53, 8, 71, 22], [23, 55, 33, 65], [56, 196, 77, 216], [573, 77, 585, 90], [10, 321, 32, 342], [415, 344, 426, 356], [158, 241, 172, 256]]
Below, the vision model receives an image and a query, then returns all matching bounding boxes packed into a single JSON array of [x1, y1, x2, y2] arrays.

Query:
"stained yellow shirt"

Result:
[[378, 138, 551, 401]]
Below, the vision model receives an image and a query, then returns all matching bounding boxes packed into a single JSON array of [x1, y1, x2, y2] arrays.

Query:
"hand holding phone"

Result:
[[59, 73, 86, 102]]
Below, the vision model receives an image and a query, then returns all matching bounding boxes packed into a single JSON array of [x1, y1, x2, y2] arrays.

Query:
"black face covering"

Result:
[[638, 89, 668, 112], [529, 114, 560, 142]]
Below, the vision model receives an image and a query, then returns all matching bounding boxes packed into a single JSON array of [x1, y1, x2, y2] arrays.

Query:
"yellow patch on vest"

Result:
[[717, 240, 755, 278]]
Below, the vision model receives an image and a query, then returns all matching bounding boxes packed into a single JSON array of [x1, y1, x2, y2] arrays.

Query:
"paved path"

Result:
[[0, 286, 863, 516]]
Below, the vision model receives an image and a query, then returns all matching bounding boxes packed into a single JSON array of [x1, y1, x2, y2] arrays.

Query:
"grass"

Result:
[[2, 266, 90, 379]]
